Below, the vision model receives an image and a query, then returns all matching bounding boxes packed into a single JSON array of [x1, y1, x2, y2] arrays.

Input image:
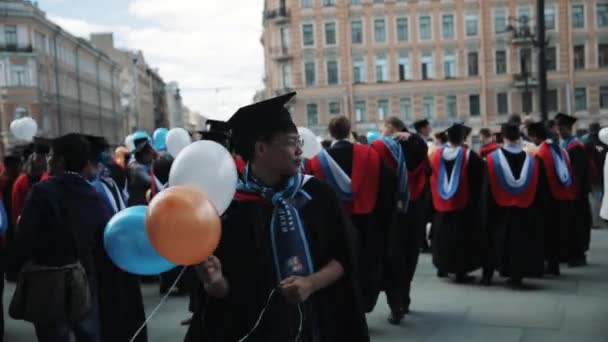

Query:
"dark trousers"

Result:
[[34, 296, 101, 342]]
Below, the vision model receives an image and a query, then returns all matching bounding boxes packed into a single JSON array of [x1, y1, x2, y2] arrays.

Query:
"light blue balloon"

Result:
[[153, 128, 169, 151], [129, 131, 152, 152], [103, 206, 175, 275], [367, 130, 381, 144], [0, 200, 7, 234]]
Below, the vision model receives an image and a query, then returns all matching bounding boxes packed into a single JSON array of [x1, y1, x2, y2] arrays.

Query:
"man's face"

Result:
[[529, 135, 543, 146], [550, 124, 559, 137], [481, 135, 492, 145], [421, 126, 431, 137], [382, 123, 396, 136], [28, 153, 47, 178], [256, 132, 303, 177], [47, 150, 63, 176], [558, 124, 572, 138]]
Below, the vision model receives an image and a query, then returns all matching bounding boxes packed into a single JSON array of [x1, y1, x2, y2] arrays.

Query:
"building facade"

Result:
[[0, 0, 122, 155], [261, 0, 608, 138], [148, 67, 169, 129], [165, 81, 185, 129]]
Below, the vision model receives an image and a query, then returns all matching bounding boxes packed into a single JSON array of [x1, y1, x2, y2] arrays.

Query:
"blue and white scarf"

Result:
[[237, 165, 315, 282], [560, 136, 578, 150], [492, 145, 535, 195], [317, 150, 353, 203], [438, 146, 465, 200], [381, 136, 409, 212], [548, 142, 573, 186]]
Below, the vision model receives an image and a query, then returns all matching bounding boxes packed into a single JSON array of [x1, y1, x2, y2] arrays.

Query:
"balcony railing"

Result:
[[512, 73, 538, 88], [0, 44, 34, 53], [269, 47, 292, 61], [264, 7, 290, 23]]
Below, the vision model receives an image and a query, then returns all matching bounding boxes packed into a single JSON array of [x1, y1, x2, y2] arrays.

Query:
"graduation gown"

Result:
[[480, 142, 499, 159], [371, 134, 428, 311], [11, 173, 40, 226], [186, 178, 369, 342], [484, 148, 546, 279], [94, 176, 148, 342], [430, 147, 485, 274], [563, 139, 592, 259], [306, 140, 393, 312], [127, 161, 153, 207]]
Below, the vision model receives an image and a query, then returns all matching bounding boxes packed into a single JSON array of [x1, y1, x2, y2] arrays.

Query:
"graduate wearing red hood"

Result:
[[305, 115, 395, 314], [527, 121, 577, 277], [483, 123, 546, 287], [479, 128, 499, 159], [429, 123, 486, 283]]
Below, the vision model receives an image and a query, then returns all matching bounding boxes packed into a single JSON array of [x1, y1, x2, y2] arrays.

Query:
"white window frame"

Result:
[[307, 103, 319, 126], [422, 96, 434, 119], [445, 95, 458, 118], [301, 22, 315, 48], [418, 14, 433, 40], [398, 54, 412, 81], [400, 97, 413, 121], [544, 5, 557, 31], [350, 19, 364, 45], [572, 4, 586, 30], [375, 55, 388, 82], [377, 99, 390, 121], [494, 48, 509, 75], [466, 50, 479, 77], [421, 50, 434, 80], [303, 60, 317, 86], [301, 0, 313, 9], [355, 100, 367, 122], [324, 21, 338, 46], [373, 17, 388, 44], [574, 87, 588, 112], [352, 56, 366, 83], [396, 16, 410, 42], [496, 92, 510, 115], [443, 49, 457, 78], [493, 8, 508, 35], [281, 63, 292, 88], [597, 3, 608, 29], [465, 13, 479, 37], [326, 59, 340, 85], [441, 13, 455, 40]]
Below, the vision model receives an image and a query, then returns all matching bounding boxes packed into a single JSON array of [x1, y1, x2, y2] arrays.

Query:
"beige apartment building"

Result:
[[0, 0, 122, 156], [261, 0, 608, 139]]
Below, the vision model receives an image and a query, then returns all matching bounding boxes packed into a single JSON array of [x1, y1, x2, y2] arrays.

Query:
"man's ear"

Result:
[[254, 141, 266, 159]]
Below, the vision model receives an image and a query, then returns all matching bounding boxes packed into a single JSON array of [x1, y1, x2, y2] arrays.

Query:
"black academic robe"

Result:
[[484, 149, 546, 280], [324, 140, 395, 312], [186, 178, 369, 342], [565, 142, 592, 260], [127, 161, 152, 207], [376, 134, 428, 313], [431, 149, 485, 275], [94, 177, 148, 342]]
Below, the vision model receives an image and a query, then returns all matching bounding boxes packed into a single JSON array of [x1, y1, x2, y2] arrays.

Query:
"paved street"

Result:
[[4, 229, 608, 341]]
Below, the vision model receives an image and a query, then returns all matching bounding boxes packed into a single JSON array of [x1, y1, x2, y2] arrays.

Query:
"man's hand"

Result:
[[393, 132, 411, 141], [279, 276, 316, 304], [196, 256, 229, 298]]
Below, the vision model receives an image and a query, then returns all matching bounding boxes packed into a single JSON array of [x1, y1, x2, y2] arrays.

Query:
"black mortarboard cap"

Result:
[[414, 119, 430, 132], [205, 120, 231, 134], [555, 113, 577, 127], [85, 135, 110, 161], [526, 122, 547, 138], [228, 92, 297, 158], [446, 123, 470, 142], [501, 122, 521, 140], [33, 137, 51, 154]]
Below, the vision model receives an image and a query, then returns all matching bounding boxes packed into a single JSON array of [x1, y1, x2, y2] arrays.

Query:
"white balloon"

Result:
[[599, 128, 608, 145], [166, 128, 192, 157], [298, 127, 322, 159], [19, 117, 38, 141], [169, 140, 238, 215], [10, 119, 22, 139], [125, 134, 135, 151]]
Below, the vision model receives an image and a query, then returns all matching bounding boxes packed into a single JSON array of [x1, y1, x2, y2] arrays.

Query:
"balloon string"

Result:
[[129, 267, 187, 342]]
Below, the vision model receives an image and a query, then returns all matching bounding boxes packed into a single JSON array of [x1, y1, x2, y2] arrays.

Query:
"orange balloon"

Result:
[[145, 186, 221, 266]]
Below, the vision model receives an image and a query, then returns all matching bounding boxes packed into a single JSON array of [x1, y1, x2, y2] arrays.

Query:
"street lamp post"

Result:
[[537, 0, 548, 123]]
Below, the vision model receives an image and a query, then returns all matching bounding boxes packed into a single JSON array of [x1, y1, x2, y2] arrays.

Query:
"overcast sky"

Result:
[[41, 0, 265, 121]]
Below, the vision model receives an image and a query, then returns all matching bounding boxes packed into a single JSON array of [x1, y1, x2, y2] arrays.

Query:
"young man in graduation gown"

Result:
[[187, 93, 368, 342], [305, 115, 393, 313], [372, 116, 429, 324], [15, 134, 106, 341], [527, 122, 577, 276], [479, 128, 499, 159], [483, 124, 546, 286], [82, 135, 148, 342], [429, 123, 485, 282], [556, 113, 592, 266], [127, 137, 158, 207]]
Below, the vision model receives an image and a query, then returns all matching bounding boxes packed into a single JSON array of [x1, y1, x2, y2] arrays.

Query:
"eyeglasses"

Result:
[[273, 136, 304, 148]]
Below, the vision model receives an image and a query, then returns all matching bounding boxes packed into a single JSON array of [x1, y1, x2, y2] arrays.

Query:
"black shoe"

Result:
[[509, 277, 523, 288], [387, 310, 405, 325], [437, 270, 448, 278], [455, 274, 475, 284], [481, 277, 492, 286], [568, 256, 587, 267], [546, 263, 561, 276]]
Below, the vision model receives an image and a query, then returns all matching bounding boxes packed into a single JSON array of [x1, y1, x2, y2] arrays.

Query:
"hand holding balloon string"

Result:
[[280, 259, 345, 304], [196, 255, 229, 298]]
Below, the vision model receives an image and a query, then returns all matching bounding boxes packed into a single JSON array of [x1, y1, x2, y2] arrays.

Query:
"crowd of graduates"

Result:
[[0, 91, 603, 342]]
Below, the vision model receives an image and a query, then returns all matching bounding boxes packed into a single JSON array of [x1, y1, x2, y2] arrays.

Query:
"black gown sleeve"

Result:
[[569, 146, 591, 197]]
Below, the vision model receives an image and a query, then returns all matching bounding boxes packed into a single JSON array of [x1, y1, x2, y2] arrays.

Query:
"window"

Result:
[[545, 6, 556, 30], [374, 19, 386, 42], [600, 86, 608, 109], [546, 47, 557, 71], [5, 25, 17, 47], [468, 51, 478, 76], [280, 27, 290, 50], [329, 101, 341, 115], [376, 54, 388, 82], [548, 89, 558, 112], [355, 100, 367, 122], [301, 0, 313, 8], [281, 63, 292, 88], [575, 88, 587, 111], [421, 51, 434, 80], [302, 24, 314, 46], [11, 64, 28, 86], [353, 57, 366, 83], [377, 99, 389, 120], [446, 95, 457, 118], [599, 44, 608, 68], [574, 45, 585, 69], [469, 95, 480, 116], [497, 93, 509, 114], [419, 16, 432, 40], [466, 14, 478, 36], [396, 17, 409, 41], [305, 61, 316, 86], [494, 8, 508, 33], [327, 60, 339, 85], [496, 50, 507, 74], [323, 0, 335, 6], [400, 97, 412, 120], [522, 92, 533, 113], [442, 15, 455, 39], [34, 31, 47, 53], [423, 96, 434, 118], [443, 49, 456, 78], [599, 4, 608, 28], [351, 20, 363, 44], [520, 47, 532, 74], [351, 0, 362, 4], [399, 54, 411, 80], [325, 22, 337, 45], [307, 103, 319, 126], [572, 5, 584, 29]]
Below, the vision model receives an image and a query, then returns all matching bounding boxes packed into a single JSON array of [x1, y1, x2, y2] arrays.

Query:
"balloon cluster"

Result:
[[10, 117, 38, 142], [298, 127, 322, 158], [366, 130, 381, 144], [103, 137, 237, 275]]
